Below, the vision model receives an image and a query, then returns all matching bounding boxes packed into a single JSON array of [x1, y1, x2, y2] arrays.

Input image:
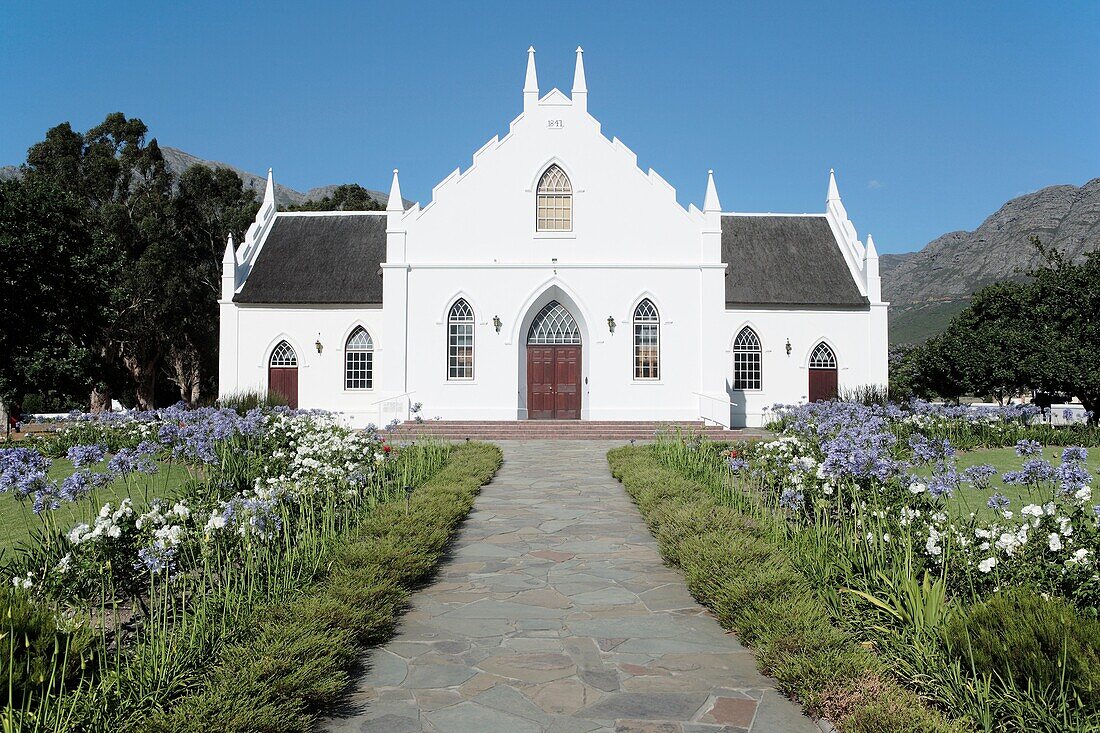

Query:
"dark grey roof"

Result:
[[721, 216, 868, 309], [234, 215, 386, 304]]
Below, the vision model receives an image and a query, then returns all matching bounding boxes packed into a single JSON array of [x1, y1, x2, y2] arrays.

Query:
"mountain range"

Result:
[[4, 149, 1097, 344], [882, 178, 1100, 343]]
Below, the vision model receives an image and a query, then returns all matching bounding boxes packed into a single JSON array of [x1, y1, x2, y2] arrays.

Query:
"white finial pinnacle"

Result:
[[262, 167, 276, 208], [572, 45, 587, 95], [387, 169, 403, 212], [223, 233, 235, 264], [704, 170, 721, 213], [865, 233, 879, 258], [827, 168, 840, 202], [524, 46, 538, 94]]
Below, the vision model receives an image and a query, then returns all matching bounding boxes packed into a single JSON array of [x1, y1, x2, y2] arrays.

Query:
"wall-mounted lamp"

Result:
[[315, 337, 324, 354], [785, 338, 792, 356], [607, 316, 616, 334], [493, 315, 502, 334]]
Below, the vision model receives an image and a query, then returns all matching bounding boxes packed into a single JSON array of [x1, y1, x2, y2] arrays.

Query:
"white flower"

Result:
[[978, 557, 997, 573], [106, 524, 122, 539], [171, 502, 190, 520], [55, 554, 72, 573], [1074, 487, 1092, 503], [68, 523, 90, 544], [909, 480, 927, 494], [1048, 533, 1063, 552]]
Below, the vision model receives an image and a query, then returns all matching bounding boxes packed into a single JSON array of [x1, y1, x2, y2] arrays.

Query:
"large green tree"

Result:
[[0, 178, 101, 416]]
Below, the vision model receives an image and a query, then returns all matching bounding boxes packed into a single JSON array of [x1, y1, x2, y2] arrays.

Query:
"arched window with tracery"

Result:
[[732, 327, 762, 390], [536, 164, 572, 231], [447, 299, 474, 380], [344, 327, 374, 390], [633, 299, 659, 380]]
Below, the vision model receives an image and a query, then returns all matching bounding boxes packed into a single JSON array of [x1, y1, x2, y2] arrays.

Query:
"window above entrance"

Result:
[[536, 165, 572, 232], [527, 301, 581, 344]]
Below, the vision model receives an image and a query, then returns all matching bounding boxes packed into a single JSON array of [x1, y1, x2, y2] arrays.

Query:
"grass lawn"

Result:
[[0, 458, 191, 559], [939, 446, 1099, 521]]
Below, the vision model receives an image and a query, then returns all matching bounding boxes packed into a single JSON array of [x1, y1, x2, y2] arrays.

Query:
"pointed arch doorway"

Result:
[[526, 300, 582, 419]]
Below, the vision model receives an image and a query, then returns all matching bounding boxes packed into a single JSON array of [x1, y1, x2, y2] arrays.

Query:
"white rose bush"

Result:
[[0, 404, 450, 730]]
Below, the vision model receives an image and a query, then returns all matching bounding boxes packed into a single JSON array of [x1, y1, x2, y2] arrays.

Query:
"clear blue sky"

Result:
[[2, 1, 1097, 253]]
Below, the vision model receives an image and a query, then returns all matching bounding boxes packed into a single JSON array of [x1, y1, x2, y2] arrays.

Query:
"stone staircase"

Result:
[[385, 420, 737, 441]]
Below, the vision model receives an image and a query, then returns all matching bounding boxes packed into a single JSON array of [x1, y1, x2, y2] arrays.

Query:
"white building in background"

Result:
[[218, 48, 888, 428]]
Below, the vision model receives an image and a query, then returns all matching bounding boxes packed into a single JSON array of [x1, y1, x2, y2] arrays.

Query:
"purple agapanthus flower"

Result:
[[66, 444, 106, 468], [728, 457, 748, 472], [987, 493, 1011, 510], [1062, 446, 1088, 463], [0, 448, 50, 498], [963, 464, 998, 485], [1003, 458, 1056, 485], [779, 488, 804, 510], [1015, 439, 1043, 457], [1055, 460, 1092, 495]]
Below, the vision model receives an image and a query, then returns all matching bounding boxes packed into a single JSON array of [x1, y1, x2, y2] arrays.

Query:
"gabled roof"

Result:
[[721, 215, 868, 309], [234, 214, 386, 305]]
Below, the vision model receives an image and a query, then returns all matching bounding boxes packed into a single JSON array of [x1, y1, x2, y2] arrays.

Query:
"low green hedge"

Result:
[[608, 445, 959, 733], [146, 442, 502, 733]]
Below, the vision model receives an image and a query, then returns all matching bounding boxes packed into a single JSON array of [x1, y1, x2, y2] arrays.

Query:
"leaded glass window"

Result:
[[345, 327, 374, 390], [270, 340, 297, 367], [527, 301, 581, 344], [536, 165, 572, 231], [809, 342, 837, 369], [732, 327, 761, 390], [633, 299, 659, 380], [447, 299, 474, 380]]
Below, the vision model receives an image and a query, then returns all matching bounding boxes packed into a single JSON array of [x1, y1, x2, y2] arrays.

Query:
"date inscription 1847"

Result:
[[547, 119, 564, 129]]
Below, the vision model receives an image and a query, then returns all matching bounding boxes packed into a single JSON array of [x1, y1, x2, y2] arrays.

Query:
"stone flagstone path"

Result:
[[319, 441, 818, 733]]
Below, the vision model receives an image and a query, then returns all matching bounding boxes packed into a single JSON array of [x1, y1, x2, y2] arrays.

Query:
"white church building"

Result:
[[218, 48, 888, 428]]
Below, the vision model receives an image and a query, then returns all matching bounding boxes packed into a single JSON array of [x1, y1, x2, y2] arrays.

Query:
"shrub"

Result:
[[942, 589, 1100, 712], [216, 389, 289, 413], [1, 588, 97, 710]]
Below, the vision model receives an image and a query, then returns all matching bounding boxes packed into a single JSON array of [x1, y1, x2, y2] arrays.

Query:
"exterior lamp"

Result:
[[493, 315, 502, 333], [785, 339, 792, 356], [315, 338, 323, 354], [607, 316, 616, 334]]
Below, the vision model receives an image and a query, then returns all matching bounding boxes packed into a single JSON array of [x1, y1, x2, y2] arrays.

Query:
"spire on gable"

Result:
[[826, 168, 840, 203], [703, 170, 721, 213], [222, 233, 236, 265], [572, 46, 587, 111], [262, 167, 276, 209], [865, 233, 878, 260], [387, 169, 403, 212], [523, 46, 539, 112]]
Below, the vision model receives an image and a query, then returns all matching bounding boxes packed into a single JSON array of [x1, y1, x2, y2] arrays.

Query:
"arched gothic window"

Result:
[[633, 299, 660, 380], [447, 299, 475, 380], [809, 342, 837, 369], [536, 165, 572, 231], [269, 340, 297, 367], [344, 327, 374, 390], [732, 327, 762, 390]]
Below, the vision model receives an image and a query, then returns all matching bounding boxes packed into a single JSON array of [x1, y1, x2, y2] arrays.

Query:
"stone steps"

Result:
[[386, 420, 736, 441]]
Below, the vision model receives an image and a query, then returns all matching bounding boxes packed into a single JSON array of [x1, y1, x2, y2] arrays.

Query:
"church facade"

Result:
[[218, 48, 889, 428]]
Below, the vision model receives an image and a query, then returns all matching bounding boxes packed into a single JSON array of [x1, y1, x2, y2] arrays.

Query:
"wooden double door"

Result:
[[808, 367, 838, 403], [527, 346, 581, 419], [268, 367, 299, 409]]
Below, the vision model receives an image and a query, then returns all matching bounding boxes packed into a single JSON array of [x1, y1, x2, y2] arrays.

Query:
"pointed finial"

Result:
[[573, 46, 587, 95], [387, 169, 403, 212], [704, 169, 721, 213], [524, 46, 538, 94], [827, 168, 840, 202], [262, 167, 276, 208], [223, 233, 236, 264], [865, 233, 879, 259]]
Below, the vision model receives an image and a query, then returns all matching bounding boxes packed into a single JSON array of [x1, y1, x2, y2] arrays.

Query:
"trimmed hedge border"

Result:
[[146, 442, 502, 733], [608, 445, 961, 733]]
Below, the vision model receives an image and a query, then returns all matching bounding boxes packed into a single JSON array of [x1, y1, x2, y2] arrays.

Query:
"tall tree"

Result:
[[285, 183, 382, 212]]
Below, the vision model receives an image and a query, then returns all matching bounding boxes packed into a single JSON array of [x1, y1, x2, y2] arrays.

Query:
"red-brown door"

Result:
[[269, 366, 299, 409], [808, 368, 837, 403], [527, 346, 581, 419]]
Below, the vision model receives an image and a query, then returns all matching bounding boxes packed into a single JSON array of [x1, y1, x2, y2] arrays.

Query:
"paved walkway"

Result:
[[320, 441, 817, 733]]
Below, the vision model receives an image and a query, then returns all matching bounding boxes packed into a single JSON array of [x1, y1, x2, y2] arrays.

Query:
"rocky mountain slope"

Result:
[[883, 178, 1100, 344]]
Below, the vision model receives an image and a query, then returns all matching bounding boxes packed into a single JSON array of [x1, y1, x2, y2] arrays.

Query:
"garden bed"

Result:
[[626, 400, 1100, 733], [0, 406, 501, 732]]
